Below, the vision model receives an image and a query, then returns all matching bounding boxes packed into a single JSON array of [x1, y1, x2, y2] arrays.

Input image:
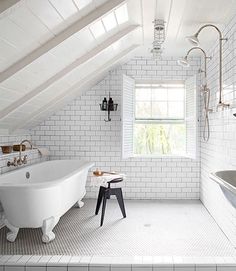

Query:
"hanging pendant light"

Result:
[[151, 19, 166, 59]]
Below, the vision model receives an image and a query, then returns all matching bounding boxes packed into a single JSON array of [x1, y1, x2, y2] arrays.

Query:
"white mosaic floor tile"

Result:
[[0, 200, 235, 257]]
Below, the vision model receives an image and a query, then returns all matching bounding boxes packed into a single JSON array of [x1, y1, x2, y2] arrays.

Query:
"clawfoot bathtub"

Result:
[[0, 160, 94, 243]]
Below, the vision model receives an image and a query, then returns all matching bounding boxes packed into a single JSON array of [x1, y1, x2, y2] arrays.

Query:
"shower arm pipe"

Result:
[[185, 47, 209, 79], [194, 24, 228, 106]]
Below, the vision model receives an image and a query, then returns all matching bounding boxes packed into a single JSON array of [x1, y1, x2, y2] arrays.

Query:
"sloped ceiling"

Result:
[[0, 0, 142, 133], [0, 0, 236, 133]]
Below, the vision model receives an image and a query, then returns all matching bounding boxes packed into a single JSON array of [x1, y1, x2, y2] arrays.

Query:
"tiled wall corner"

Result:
[[200, 14, 236, 246]]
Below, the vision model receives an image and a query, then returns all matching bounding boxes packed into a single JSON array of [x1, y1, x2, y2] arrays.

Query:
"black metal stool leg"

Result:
[[95, 186, 105, 215], [100, 190, 108, 226], [115, 188, 126, 218]]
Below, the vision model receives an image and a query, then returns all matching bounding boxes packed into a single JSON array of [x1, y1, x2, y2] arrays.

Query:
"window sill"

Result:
[[132, 154, 193, 159]]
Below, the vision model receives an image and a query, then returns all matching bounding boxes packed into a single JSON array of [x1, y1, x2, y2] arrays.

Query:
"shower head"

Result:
[[186, 33, 200, 46], [177, 56, 190, 67], [186, 24, 229, 107]]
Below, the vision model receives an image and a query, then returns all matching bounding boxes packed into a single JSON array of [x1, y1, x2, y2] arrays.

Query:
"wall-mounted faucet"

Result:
[[7, 139, 32, 167], [17, 140, 32, 165]]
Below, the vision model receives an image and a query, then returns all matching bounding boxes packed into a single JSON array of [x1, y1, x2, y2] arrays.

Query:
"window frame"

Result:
[[133, 80, 187, 157]]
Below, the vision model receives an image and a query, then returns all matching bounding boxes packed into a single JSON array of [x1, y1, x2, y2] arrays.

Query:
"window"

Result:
[[122, 75, 197, 158], [134, 82, 186, 155]]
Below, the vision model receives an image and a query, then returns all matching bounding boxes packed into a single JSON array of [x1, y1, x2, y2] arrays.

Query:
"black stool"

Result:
[[95, 177, 126, 226]]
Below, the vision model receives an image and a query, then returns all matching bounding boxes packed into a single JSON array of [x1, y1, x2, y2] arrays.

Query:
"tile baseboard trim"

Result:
[[1, 255, 236, 270]]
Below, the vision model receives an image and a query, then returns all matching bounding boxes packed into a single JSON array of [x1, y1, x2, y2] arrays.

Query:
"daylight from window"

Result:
[[134, 83, 186, 156]]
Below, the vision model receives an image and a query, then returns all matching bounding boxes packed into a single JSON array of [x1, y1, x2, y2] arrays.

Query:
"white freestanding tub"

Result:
[[0, 160, 94, 243]]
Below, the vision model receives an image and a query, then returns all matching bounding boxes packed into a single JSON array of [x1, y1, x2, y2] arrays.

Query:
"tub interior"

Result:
[[215, 170, 236, 188]]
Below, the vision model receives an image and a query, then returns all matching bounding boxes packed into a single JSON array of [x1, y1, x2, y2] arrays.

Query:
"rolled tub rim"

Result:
[[210, 170, 236, 194], [0, 159, 94, 189]]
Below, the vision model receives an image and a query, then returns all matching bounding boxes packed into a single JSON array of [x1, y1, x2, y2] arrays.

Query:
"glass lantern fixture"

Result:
[[151, 19, 166, 59]]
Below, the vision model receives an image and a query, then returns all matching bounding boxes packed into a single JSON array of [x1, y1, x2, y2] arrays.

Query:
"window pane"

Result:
[[134, 123, 186, 155], [168, 102, 184, 118], [136, 88, 151, 101], [168, 88, 184, 101], [135, 102, 151, 118], [152, 102, 168, 118], [152, 88, 168, 101]]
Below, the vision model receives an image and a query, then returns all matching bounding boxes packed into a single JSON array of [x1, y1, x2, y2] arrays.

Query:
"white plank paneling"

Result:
[[0, 0, 126, 84], [0, 25, 139, 121], [26, 0, 64, 31], [0, 18, 39, 49], [49, 0, 78, 20], [0, 0, 20, 14], [74, 0, 93, 10], [8, 5, 53, 44]]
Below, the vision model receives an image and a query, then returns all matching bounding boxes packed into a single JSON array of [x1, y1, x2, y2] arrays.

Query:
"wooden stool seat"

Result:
[[95, 177, 126, 226]]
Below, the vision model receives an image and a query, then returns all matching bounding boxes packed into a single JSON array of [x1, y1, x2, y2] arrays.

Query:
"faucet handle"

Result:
[[23, 155, 27, 164], [13, 157, 17, 165], [17, 157, 22, 166], [7, 157, 18, 167]]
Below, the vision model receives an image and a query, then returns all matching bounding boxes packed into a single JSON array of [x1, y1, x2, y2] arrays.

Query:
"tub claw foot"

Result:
[[75, 200, 84, 208], [42, 232, 55, 243], [7, 231, 18, 242], [4, 218, 19, 242], [42, 216, 59, 243]]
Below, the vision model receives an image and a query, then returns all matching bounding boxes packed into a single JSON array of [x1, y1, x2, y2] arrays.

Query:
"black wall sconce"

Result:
[[100, 92, 118, 122]]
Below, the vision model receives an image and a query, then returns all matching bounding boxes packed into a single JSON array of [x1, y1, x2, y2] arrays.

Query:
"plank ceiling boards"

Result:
[[0, 0, 236, 133], [4, 41, 140, 131], [136, 0, 236, 57], [0, 0, 21, 15]]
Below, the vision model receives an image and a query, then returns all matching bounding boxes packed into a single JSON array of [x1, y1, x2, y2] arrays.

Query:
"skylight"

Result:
[[89, 20, 106, 39], [102, 12, 117, 31], [115, 3, 128, 25], [89, 3, 129, 40]]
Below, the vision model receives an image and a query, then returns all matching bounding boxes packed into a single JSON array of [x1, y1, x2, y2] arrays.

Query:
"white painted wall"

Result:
[[200, 15, 236, 246], [31, 56, 201, 199]]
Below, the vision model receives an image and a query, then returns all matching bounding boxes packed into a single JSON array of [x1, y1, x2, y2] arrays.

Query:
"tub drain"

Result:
[[26, 172, 30, 179]]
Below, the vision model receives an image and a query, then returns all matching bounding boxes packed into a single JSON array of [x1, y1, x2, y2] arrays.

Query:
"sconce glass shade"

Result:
[[186, 33, 200, 46], [177, 56, 190, 67]]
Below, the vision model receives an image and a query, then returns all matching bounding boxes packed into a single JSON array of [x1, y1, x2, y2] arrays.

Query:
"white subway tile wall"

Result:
[[0, 134, 46, 175], [31, 57, 201, 199], [200, 14, 236, 246]]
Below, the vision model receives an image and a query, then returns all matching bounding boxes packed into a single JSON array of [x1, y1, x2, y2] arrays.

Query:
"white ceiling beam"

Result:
[[0, 24, 139, 120], [0, 0, 20, 14], [11, 44, 139, 132], [0, 0, 126, 83]]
